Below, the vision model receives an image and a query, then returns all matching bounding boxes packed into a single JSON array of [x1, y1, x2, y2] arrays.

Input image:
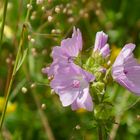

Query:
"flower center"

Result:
[[124, 70, 128, 74], [72, 80, 80, 88], [68, 57, 72, 63]]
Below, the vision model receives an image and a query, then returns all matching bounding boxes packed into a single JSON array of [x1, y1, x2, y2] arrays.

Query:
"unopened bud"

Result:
[[75, 125, 81, 130], [55, 7, 61, 13], [92, 82, 105, 92], [21, 87, 28, 94], [27, 4, 32, 10], [68, 17, 74, 23], [107, 60, 111, 66], [42, 49, 47, 55], [31, 15, 35, 20], [56, 29, 61, 34], [6, 58, 11, 64], [51, 29, 56, 34], [41, 103, 46, 110], [63, 8, 67, 13], [30, 83, 36, 89], [137, 115, 140, 118], [66, 3, 70, 8], [28, 35, 31, 40], [31, 38, 35, 43], [41, 6, 45, 11], [95, 10, 100, 16], [84, 13, 89, 18], [67, 9, 72, 15], [48, 16, 53, 22], [31, 48, 37, 56]]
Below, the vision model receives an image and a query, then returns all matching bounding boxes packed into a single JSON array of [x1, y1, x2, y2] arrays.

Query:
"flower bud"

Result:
[[48, 16, 53, 22], [41, 103, 46, 110], [21, 87, 28, 94], [55, 6, 61, 13], [75, 125, 81, 130], [92, 82, 105, 93], [27, 4, 32, 10]]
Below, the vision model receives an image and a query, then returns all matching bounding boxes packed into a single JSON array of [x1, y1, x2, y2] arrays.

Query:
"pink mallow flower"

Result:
[[42, 27, 82, 77], [93, 31, 110, 58], [50, 63, 95, 111], [112, 43, 140, 95]]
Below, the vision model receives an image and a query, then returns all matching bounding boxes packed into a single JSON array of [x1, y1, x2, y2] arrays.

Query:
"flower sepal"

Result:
[[92, 52, 108, 66], [91, 82, 105, 94]]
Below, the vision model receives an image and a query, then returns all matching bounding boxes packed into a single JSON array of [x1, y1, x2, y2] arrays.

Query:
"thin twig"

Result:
[[32, 90, 55, 140]]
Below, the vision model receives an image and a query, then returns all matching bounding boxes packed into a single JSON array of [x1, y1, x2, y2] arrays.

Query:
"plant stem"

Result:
[[0, 0, 8, 50], [98, 125, 103, 140], [0, 0, 33, 132], [32, 90, 55, 140], [109, 91, 130, 140], [0, 24, 26, 131], [25, 0, 33, 22]]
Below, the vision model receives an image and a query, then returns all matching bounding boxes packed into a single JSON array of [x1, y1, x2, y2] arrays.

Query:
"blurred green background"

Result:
[[0, 0, 140, 139]]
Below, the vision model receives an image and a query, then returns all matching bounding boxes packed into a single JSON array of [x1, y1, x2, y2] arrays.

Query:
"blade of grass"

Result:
[[0, 0, 8, 50], [0, 24, 27, 131], [0, 0, 33, 132]]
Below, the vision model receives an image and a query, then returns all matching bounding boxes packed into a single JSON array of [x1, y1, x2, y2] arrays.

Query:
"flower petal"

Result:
[[58, 89, 79, 106], [94, 31, 108, 52], [61, 27, 82, 57], [71, 87, 93, 111], [52, 46, 68, 61], [99, 44, 110, 58], [112, 43, 140, 95]]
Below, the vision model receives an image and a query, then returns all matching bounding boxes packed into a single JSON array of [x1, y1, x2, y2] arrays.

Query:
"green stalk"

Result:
[[0, 24, 26, 131], [0, 0, 33, 131], [98, 125, 103, 140], [0, 0, 8, 50], [25, 0, 33, 22]]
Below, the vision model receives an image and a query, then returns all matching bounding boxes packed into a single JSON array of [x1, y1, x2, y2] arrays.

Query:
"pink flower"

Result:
[[42, 27, 82, 76], [112, 43, 140, 95], [52, 27, 82, 60], [93, 31, 110, 58], [50, 63, 95, 111], [43, 27, 96, 111]]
